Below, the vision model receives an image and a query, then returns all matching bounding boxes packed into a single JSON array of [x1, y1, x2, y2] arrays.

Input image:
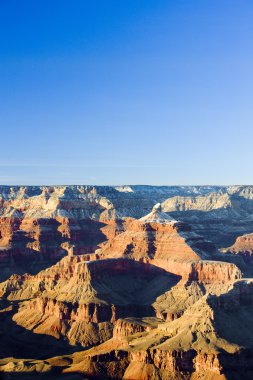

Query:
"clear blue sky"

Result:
[[0, 0, 252, 185]]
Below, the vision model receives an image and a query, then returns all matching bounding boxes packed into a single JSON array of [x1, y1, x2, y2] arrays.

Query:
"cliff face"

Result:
[[0, 186, 115, 280], [96, 206, 241, 284], [160, 188, 253, 248], [1, 185, 253, 262], [1, 185, 253, 379], [97, 216, 204, 263], [220, 233, 253, 278], [222, 233, 253, 257], [61, 280, 253, 380], [0, 255, 181, 350]]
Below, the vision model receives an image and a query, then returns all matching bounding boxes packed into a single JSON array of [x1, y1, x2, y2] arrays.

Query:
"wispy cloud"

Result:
[[0, 162, 180, 169]]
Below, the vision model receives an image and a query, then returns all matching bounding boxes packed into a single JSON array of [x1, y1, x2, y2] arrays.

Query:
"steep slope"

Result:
[[0, 186, 114, 280], [222, 232, 253, 258], [220, 232, 253, 277], [0, 200, 242, 379], [1, 185, 253, 280], [97, 204, 214, 262], [0, 254, 180, 348], [0, 255, 243, 379], [161, 189, 253, 247], [0, 185, 253, 379], [96, 205, 241, 282], [61, 279, 253, 380]]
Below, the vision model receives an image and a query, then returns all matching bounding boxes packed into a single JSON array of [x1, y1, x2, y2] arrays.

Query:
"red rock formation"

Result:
[[96, 207, 241, 285], [0, 217, 21, 247], [97, 216, 203, 262], [61, 279, 253, 380], [0, 188, 251, 379], [222, 232, 253, 258]]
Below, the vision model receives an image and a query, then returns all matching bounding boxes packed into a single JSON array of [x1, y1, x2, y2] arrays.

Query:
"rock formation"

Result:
[[222, 232, 253, 258], [0, 185, 253, 379]]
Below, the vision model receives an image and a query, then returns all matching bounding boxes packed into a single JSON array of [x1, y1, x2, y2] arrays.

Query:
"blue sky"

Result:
[[0, 0, 252, 185]]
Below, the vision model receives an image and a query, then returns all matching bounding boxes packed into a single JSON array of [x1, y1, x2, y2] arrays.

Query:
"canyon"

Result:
[[1, 185, 253, 379]]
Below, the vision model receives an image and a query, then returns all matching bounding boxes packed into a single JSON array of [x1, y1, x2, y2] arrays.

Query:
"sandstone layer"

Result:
[[0, 185, 253, 379]]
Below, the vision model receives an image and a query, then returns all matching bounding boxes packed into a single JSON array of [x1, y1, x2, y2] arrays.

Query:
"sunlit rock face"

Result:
[[1, 185, 253, 379], [222, 233, 253, 258]]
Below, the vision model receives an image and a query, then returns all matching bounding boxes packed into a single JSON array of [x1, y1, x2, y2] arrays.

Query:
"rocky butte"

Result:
[[1, 185, 253, 379]]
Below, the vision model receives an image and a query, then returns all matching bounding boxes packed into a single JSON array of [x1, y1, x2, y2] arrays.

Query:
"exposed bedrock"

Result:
[[1, 185, 253, 379], [63, 280, 253, 379], [64, 348, 225, 379]]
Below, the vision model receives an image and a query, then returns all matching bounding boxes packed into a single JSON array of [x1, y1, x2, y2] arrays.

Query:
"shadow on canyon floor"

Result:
[[0, 372, 86, 380], [0, 302, 83, 360]]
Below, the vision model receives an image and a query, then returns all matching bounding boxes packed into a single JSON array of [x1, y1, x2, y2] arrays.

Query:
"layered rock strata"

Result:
[[0, 185, 253, 379]]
